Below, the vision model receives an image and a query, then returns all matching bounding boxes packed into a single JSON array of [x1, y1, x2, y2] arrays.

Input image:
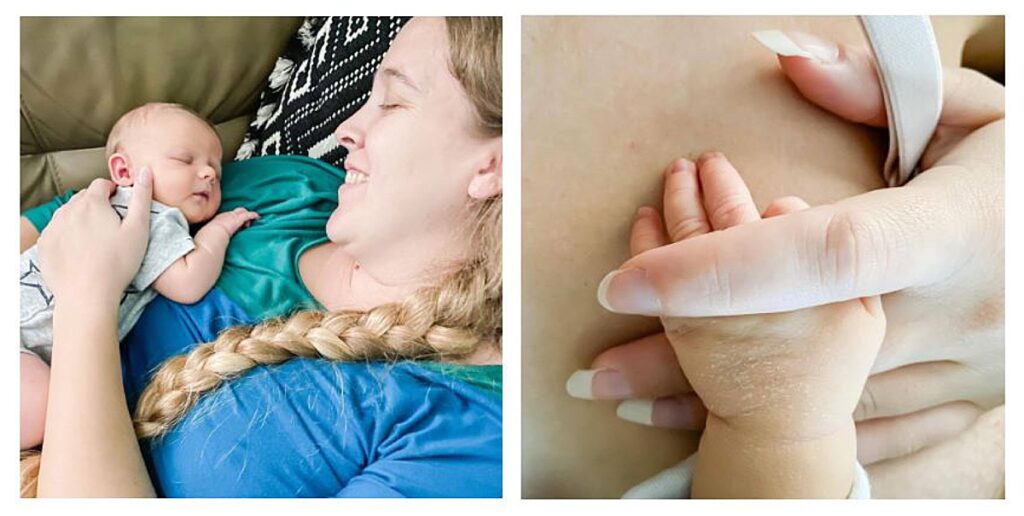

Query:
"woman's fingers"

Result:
[[567, 332, 693, 400], [615, 393, 707, 430], [123, 167, 153, 235], [661, 158, 710, 241], [694, 152, 760, 230], [771, 32, 1004, 131], [598, 163, 982, 317], [854, 359, 999, 421], [867, 405, 1004, 498], [856, 401, 982, 465], [764, 31, 888, 127], [84, 177, 117, 200], [630, 207, 669, 256]]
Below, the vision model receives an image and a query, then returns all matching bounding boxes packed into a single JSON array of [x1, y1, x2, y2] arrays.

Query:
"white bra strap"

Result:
[[859, 16, 944, 187]]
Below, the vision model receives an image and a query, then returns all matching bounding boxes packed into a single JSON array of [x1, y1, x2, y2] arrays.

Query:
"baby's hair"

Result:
[[105, 102, 218, 158], [21, 17, 502, 497]]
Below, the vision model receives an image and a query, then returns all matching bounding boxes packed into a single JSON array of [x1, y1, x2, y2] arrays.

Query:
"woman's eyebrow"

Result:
[[377, 67, 421, 92]]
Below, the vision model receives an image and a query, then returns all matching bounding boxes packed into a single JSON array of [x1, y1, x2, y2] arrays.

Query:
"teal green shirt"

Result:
[[215, 154, 341, 319]]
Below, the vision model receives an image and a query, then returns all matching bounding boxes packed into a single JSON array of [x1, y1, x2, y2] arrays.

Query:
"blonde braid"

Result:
[[20, 449, 40, 498], [134, 256, 496, 438]]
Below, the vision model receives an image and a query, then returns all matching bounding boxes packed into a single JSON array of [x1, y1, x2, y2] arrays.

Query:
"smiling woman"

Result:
[[22, 16, 503, 498], [327, 18, 502, 289]]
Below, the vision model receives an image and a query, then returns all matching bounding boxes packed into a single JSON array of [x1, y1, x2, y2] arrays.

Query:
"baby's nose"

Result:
[[199, 165, 216, 180]]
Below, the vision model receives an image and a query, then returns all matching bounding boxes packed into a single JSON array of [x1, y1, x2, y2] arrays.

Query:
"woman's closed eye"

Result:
[[376, 93, 409, 112]]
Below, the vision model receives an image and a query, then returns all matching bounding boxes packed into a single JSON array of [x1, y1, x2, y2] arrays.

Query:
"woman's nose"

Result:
[[334, 109, 367, 151]]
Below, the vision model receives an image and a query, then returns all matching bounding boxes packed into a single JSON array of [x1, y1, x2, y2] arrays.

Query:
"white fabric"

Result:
[[859, 15, 944, 187], [622, 452, 871, 499]]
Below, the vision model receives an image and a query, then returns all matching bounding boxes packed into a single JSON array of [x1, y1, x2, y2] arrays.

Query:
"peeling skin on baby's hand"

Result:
[[629, 152, 886, 497]]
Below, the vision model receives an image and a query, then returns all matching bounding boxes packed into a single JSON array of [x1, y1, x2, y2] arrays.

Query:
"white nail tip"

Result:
[[616, 399, 655, 426], [596, 270, 618, 311], [751, 30, 814, 59], [565, 369, 598, 399]]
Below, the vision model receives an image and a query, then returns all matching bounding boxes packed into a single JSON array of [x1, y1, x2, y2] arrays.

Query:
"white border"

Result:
[[4, 0, 1018, 514]]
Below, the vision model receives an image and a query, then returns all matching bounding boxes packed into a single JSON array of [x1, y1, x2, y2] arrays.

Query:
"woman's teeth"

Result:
[[346, 170, 368, 184]]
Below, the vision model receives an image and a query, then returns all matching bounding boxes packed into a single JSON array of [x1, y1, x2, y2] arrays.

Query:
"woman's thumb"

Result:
[[753, 30, 889, 127], [125, 166, 153, 233]]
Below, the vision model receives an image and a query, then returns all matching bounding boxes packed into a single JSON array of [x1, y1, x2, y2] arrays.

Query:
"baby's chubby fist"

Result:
[[663, 297, 884, 440], [631, 153, 885, 441], [208, 207, 260, 236]]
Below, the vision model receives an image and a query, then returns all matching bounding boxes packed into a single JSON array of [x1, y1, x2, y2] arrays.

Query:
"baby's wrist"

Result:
[[710, 406, 856, 443], [692, 413, 857, 498], [197, 222, 234, 246]]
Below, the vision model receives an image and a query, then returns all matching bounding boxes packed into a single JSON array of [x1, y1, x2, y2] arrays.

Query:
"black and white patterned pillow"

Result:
[[234, 16, 409, 169]]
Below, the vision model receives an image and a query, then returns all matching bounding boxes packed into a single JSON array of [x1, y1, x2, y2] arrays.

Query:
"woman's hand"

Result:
[[582, 31, 1004, 496], [35, 168, 157, 497], [37, 169, 154, 304]]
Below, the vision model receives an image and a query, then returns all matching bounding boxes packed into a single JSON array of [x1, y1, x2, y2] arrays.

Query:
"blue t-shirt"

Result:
[[122, 292, 502, 498], [24, 156, 503, 498]]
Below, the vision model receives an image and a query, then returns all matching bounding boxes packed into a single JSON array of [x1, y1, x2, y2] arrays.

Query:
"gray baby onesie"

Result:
[[20, 186, 196, 363]]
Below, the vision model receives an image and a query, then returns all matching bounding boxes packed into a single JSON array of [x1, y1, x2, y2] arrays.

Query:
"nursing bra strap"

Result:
[[859, 16, 943, 187]]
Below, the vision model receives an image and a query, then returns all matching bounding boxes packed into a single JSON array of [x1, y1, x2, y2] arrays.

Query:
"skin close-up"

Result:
[[522, 15, 998, 498]]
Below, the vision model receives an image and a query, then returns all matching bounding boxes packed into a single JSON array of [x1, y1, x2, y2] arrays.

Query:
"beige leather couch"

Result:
[[20, 17, 302, 211]]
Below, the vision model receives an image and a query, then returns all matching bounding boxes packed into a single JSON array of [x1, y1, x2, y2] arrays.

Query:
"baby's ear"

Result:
[[108, 153, 134, 186], [467, 137, 502, 200]]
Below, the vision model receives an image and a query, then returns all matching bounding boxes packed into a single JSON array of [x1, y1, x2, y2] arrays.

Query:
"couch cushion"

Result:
[[20, 17, 303, 210]]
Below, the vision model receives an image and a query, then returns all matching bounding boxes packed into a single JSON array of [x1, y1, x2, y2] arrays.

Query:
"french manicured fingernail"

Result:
[[752, 30, 839, 63], [565, 368, 632, 399], [597, 268, 662, 314], [138, 167, 152, 186], [616, 399, 655, 426]]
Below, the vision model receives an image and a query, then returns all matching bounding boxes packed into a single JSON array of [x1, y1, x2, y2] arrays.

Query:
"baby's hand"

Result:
[[631, 153, 885, 442], [208, 207, 260, 237]]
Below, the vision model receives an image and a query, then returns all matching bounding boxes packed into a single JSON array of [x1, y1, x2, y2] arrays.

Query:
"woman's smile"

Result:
[[344, 169, 369, 184], [338, 173, 368, 204]]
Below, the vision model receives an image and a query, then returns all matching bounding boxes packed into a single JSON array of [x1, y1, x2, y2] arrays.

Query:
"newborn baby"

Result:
[[612, 152, 886, 498], [20, 102, 259, 450]]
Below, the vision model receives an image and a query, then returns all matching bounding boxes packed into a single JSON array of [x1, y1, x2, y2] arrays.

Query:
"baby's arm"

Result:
[[630, 153, 885, 498], [152, 208, 259, 304], [21, 217, 40, 253]]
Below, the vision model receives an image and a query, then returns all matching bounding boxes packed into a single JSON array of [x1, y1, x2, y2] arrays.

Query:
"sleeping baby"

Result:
[[20, 102, 259, 450]]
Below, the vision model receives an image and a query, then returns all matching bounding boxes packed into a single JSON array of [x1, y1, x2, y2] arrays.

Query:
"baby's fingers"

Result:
[[762, 195, 811, 218], [237, 209, 260, 229], [662, 158, 710, 242], [630, 207, 668, 256], [696, 152, 760, 230]]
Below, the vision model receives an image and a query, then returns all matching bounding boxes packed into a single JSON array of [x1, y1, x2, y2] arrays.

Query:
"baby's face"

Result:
[[119, 109, 223, 224]]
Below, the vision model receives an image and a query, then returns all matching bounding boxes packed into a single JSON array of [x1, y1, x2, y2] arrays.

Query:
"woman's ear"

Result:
[[108, 153, 135, 186], [467, 138, 502, 200]]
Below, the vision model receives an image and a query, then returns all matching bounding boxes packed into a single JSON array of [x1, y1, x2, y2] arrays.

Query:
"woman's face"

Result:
[[328, 17, 501, 260]]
